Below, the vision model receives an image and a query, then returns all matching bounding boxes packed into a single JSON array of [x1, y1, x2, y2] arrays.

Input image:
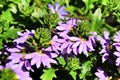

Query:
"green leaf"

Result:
[[1, 10, 14, 22], [40, 68, 57, 80], [11, 0, 21, 4], [79, 61, 93, 80], [66, 57, 80, 71], [3, 27, 21, 39], [9, 3, 17, 14], [69, 71, 77, 80], [91, 8, 103, 32], [82, 0, 97, 14], [101, 0, 108, 5], [56, 57, 66, 67], [32, 8, 47, 18], [1, 19, 9, 31], [0, 39, 3, 49]]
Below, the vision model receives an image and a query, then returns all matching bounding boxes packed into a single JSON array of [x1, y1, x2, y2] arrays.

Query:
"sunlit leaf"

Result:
[[69, 71, 77, 80], [40, 68, 57, 80]]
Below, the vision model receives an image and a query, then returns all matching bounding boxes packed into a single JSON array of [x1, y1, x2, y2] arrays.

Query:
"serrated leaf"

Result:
[[56, 57, 66, 67], [1, 10, 14, 22], [79, 61, 93, 80], [3, 27, 21, 39], [40, 68, 57, 80], [69, 71, 77, 80]]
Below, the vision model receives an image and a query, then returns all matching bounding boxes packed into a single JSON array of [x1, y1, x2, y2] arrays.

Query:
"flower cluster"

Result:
[[0, 2, 120, 80]]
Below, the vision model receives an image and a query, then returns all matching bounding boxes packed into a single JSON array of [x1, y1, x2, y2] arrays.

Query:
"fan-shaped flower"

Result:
[[56, 18, 77, 32], [95, 67, 112, 80], [113, 52, 120, 66], [113, 31, 120, 42], [8, 53, 33, 71], [25, 49, 57, 68], [14, 29, 35, 44], [97, 31, 111, 63], [113, 31, 120, 66], [48, 2, 69, 19], [71, 36, 94, 56], [46, 35, 65, 54], [5, 62, 32, 80]]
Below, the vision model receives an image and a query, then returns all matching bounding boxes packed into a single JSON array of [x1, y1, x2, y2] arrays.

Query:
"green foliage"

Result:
[[1, 10, 14, 23], [34, 27, 51, 48], [79, 61, 93, 80], [40, 68, 57, 80], [82, 0, 97, 14], [17, 0, 35, 17], [0, 68, 18, 80], [69, 70, 77, 80], [0, 0, 120, 80], [56, 57, 66, 67], [90, 8, 103, 32], [75, 20, 91, 37], [0, 19, 20, 49], [66, 57, 80, 71]]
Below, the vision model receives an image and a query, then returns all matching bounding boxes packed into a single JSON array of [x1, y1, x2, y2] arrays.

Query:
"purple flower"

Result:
[[2, 62, 32, 80], [60, 38, 73, 55], [113, 51, 120, 66], [95, 67, 109, 80], [14, 29, 35, 44], [25, 49, 57, 68], [8, 53, 33, 71], [71, 36, 94, 56], [112, 31, 120, 66], [57, 19, 77, 31], [46, 35, 65, 54], [89, 32, 97, 46], [58, 35, 75, 55], [56, 19, 77, 36], [0, 65, 3, 70], [16, 70, 32, 80], [48, 2, 69, 19], [113, 31, 120, 52], [113, 31, 120, 42], [97, 31, 111, 63]]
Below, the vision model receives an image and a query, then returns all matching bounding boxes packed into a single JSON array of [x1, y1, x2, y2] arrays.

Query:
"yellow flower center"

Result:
[[22, 54, 25, 59], [37, 50, 42, 56], [25, 36, 30, 39], [107, 76, 112, 80], [68, 26, 73, 30], [21, 47, 25, 50], [14, 74, 20, 80], [80, 38, 85, 42], [48, 41, 52, 44]]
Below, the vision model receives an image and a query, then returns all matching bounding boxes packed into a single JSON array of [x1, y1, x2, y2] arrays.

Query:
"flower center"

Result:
[[68, 26, 73, 30], [107, 76, 112, 80], [48, 41, 52, 44], [80, 38, 86, 42], [21, 55, 25, 60], [37, 50, 42, 56], [107, 44, 112, 51], [25, 35, 30, 39]]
